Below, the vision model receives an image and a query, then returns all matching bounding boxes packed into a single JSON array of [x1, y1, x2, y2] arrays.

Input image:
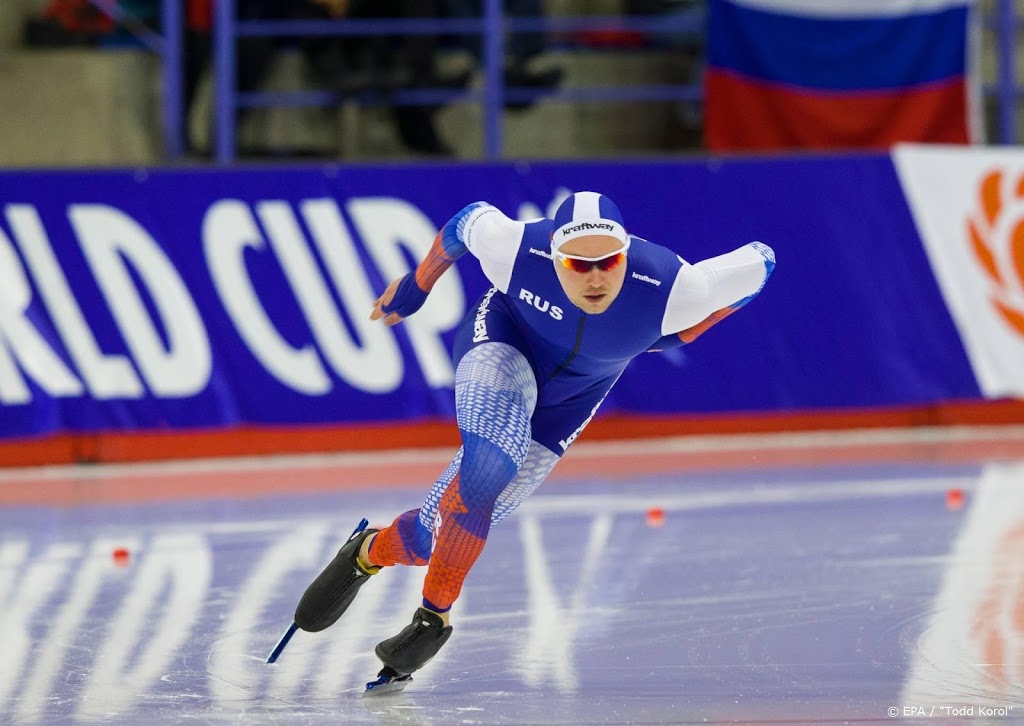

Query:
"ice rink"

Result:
[[1, 426, 1023, 725]]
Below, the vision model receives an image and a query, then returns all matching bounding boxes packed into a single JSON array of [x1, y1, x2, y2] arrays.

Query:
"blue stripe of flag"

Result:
[[708, 0, 968, 91]]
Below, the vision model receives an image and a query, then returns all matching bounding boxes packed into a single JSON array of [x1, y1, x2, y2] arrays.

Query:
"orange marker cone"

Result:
[[646, 507, 665, 528]]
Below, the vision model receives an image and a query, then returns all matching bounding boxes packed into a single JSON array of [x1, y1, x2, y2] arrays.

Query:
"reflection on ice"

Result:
[[902, 462, 1024, 707]]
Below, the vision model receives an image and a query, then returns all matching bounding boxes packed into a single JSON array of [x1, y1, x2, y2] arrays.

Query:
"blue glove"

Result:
[[380, 272, 429, 318]]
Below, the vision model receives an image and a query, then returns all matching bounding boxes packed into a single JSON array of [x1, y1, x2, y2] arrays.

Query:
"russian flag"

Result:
[[705, 0, 980, 151]]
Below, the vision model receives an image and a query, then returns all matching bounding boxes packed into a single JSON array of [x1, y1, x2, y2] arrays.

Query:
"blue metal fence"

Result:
[[86, 0, 183, 158], [211, 0, 703, 163], [95, 0, 1022, 162]]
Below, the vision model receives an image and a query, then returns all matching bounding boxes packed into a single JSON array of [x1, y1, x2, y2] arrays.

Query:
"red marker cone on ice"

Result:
[[646, 507, 665, 528]]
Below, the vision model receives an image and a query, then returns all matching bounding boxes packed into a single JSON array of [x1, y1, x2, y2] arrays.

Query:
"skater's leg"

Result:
[[292, 446, 464, 630], [364, 438, 557, 570], [421, 342, 537, 614], [366, 450, 463, 568], [372, 343, 536, 678]]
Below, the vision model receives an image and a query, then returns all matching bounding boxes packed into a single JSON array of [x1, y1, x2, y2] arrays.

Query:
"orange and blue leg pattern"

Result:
[[370, 438, 559, 570], [369, 342, 540, 612]]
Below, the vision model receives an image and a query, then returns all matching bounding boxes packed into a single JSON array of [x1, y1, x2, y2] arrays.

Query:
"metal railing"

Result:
[[212, 0, 703, 163], [92, 0, 1022, 162], [86, 0, 183, 158]]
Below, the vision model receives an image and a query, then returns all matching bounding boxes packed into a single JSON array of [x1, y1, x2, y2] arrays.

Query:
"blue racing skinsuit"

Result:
[[369, 199, 775, 612]]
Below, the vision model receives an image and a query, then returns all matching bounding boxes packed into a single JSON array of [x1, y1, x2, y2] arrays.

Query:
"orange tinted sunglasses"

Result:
[[555, 243, 629, 273]]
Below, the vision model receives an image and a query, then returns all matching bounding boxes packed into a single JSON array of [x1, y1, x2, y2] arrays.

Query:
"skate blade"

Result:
[[363, 673, 412, 696], [265, 622, 298, 664]]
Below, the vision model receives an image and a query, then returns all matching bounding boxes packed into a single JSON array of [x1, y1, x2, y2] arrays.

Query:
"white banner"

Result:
[[893, 144, 1024, 399]]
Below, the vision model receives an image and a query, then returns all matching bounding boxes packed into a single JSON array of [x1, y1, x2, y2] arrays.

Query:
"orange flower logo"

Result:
[[967, 170, 1024, 337]]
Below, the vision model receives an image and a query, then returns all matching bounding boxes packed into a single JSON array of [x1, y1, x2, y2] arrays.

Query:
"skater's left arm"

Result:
[[371, 202, 521, 326], [648, 241, 776, 351]]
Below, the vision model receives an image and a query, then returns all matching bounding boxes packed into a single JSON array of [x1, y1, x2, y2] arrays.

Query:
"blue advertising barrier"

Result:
[[0, 155, 979, 440]]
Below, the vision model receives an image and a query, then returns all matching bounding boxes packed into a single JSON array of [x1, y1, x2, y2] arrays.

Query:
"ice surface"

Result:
[[1, 429, 1022, 724]]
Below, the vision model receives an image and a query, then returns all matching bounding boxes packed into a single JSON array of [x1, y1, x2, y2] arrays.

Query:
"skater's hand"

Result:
[[371, 276, 405, 326], [371, 273, 428, 326]]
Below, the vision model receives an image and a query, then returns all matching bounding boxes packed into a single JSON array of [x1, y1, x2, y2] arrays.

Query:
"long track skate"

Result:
[[266, 517, 378, 663], [362, 607, 453, 695]]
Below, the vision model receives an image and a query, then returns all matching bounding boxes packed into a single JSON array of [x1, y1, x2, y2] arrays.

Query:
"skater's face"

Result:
[[553, 234, 629, 314]]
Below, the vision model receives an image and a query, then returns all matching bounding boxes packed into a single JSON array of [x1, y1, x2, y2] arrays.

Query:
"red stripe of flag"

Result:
[[705, 67, 970, 152]]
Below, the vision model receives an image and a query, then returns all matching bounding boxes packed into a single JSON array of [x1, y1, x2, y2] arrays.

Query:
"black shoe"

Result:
[[294, 520, 379, 632], [375, 607, 453, 676], [504, 65, 564, 111]]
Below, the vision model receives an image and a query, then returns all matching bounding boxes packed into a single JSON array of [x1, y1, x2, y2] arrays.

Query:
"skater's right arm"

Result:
[[371, 202, 524, 326]]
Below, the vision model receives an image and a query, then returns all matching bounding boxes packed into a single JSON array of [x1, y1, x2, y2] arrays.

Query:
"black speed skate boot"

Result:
[[364, 607, 453, 694], [294, 519, 380, 632]]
